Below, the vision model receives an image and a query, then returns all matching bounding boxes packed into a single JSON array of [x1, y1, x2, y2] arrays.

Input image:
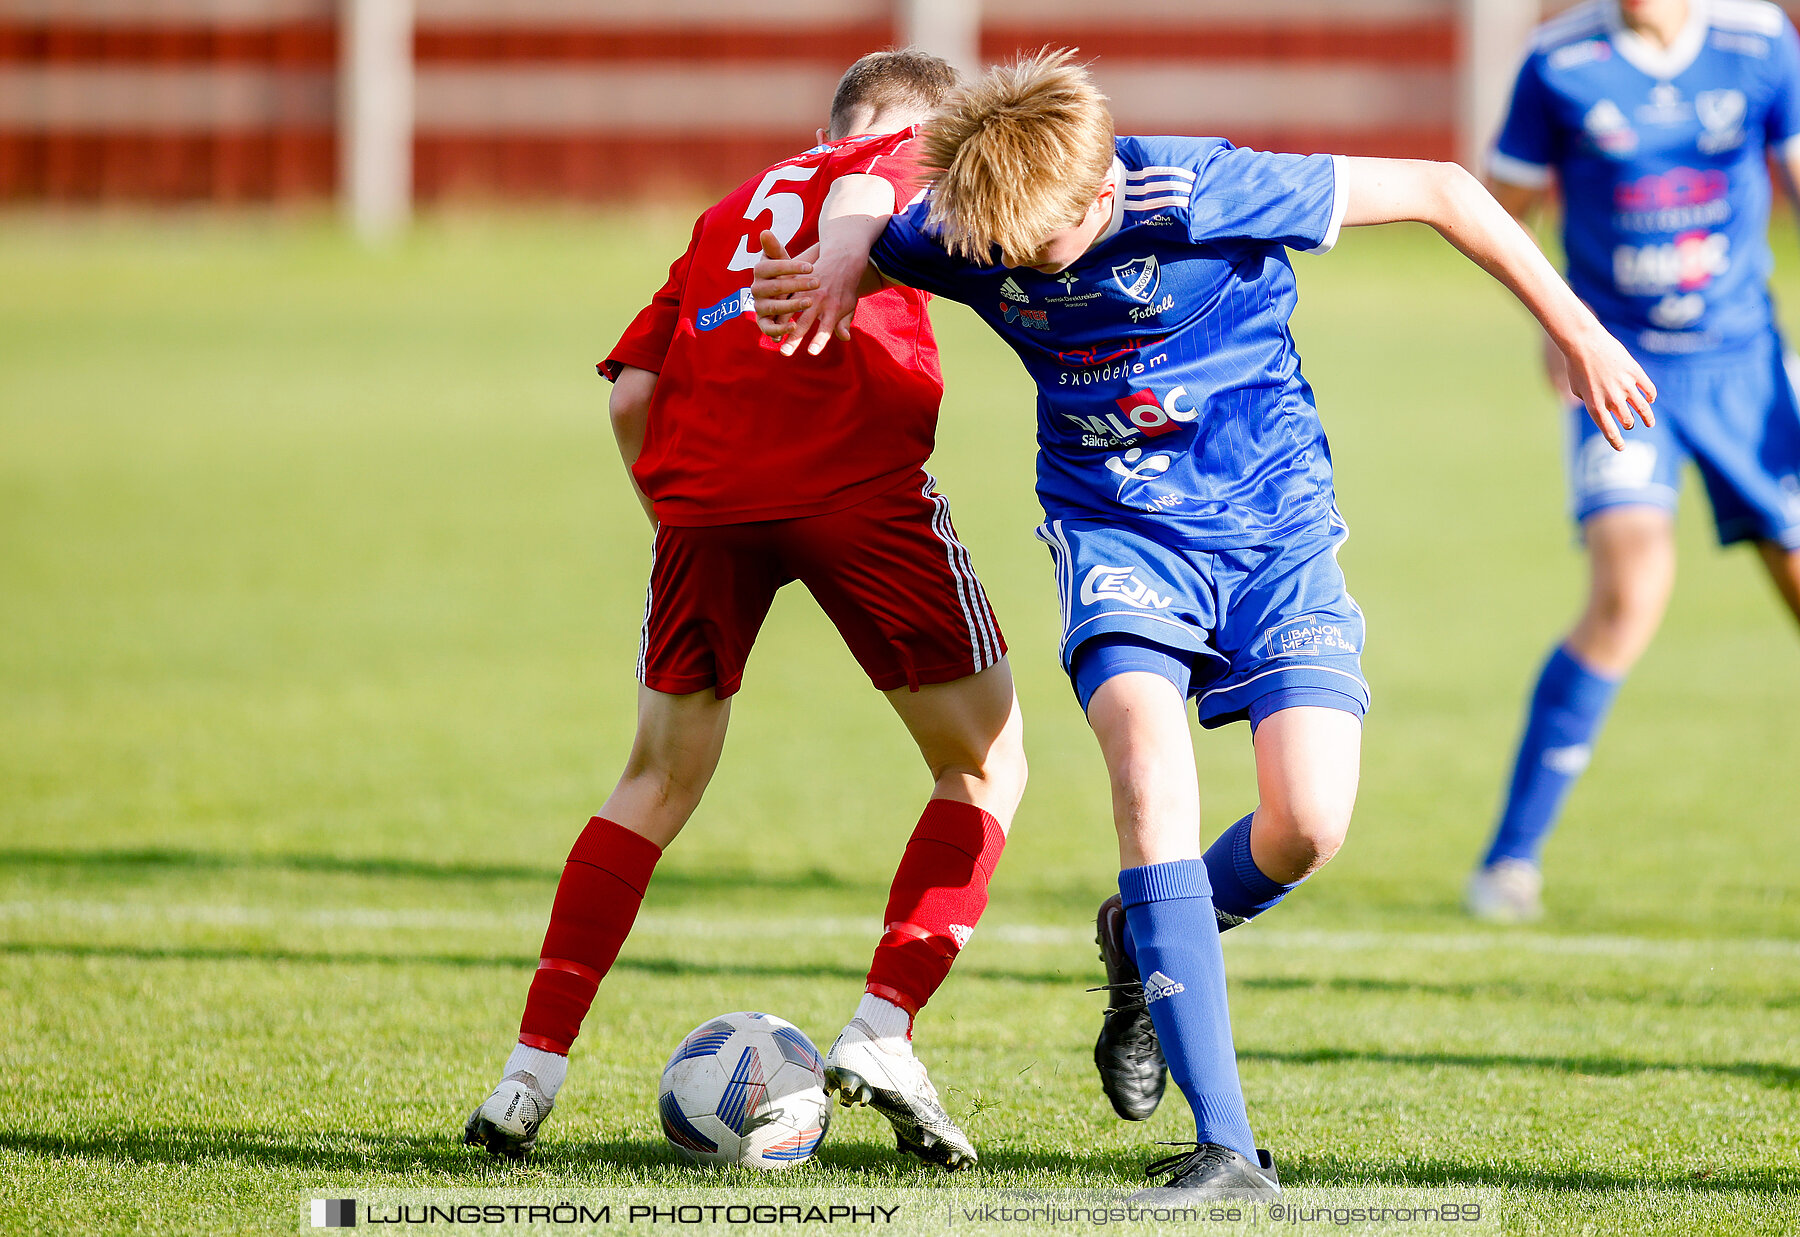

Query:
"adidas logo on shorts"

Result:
[[1145, 970, 1186, 1002]]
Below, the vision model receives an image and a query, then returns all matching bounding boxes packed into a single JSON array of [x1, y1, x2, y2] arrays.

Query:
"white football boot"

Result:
[[463, 1071, 555, 1161], [824, 1020, 977, 1170], [1465, 858, 1544, 923]]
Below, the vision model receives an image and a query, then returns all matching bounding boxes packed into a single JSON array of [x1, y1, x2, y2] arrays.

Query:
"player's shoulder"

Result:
[[1115, 136, 1220, 222], [1707, 0, 1790, 40], [1521, 0, 1624, 78], [1529, 0, 1611, 56], [815, 126, 918, 174], [1116, 135, 1228, 178]]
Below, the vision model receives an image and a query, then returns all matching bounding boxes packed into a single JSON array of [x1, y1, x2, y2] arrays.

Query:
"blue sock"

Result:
[[1204, 812, 1302, 930], [1483, 645, 1621, 867], [1119, 860, 1255, 1159]]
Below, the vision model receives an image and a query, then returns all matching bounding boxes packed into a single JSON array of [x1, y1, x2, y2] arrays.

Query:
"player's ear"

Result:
[[1092, 176, 1116, 218], [816, 127, 830, 145]]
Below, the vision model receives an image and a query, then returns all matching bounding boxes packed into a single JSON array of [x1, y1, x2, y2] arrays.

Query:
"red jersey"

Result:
[[604, 129, 942, 526]]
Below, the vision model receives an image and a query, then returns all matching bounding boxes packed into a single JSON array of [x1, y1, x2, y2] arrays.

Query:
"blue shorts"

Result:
[[1568, 331, 1800, 549], [1034, 512, 1370, 729]]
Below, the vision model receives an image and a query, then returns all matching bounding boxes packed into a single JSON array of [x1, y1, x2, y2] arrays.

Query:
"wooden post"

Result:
[[1459, 0, 1540, 172], [899, 0, 981, 80], [340, 0, 411, 242]]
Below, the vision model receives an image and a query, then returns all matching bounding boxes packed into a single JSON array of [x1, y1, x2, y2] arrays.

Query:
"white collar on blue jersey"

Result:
[[1608, 0, 1710, 80], [1094, 157, 1128, 248]]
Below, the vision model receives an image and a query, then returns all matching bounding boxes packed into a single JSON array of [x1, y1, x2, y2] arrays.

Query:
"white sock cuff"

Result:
[[505, 1042, 569, 1099], [854, 992, 912, 1043]]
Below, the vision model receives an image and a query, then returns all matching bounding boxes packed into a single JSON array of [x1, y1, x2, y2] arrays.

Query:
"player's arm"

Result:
[[607, 365, 659, 529], [1778, 144, 1800, 214], [602, 214, 703, 530], [1339, 157, 1653, 448], [1485, 176, 1579, 402], [752, 173, 902, 356]]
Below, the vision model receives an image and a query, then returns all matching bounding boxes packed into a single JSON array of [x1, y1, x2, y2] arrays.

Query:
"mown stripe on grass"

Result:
[[2, 900, 1798, 960]]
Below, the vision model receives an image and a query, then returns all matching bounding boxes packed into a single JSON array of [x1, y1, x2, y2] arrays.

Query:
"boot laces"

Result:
[[1143, 1141, 1234, 1182]]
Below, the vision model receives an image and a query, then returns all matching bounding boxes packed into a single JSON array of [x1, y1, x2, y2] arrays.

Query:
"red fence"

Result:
[[0, 0, 1673, 206]]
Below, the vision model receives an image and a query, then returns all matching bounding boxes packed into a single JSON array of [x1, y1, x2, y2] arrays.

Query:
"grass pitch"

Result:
[[2, 212, 1797, 1235]]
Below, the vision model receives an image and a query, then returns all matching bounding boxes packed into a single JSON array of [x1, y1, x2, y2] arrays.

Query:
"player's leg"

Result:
[[821, 663, 1024, 1166], [785, 473, 1019, 1169], [865, 659, 1026, 1027], [1690, 340, 1800, 629], [466, 524, 782, 1160], [1754, 540, 1800, 623], [1098, 515, 1366, 1196], [465, 687, 731, 1160], [1241, 705, 1360, 884], [1190, 514, 1370, 935], [1470, 507, 1672, 921], [1086, 670, 1278, 1197], [1470, 389, 1686, 921]]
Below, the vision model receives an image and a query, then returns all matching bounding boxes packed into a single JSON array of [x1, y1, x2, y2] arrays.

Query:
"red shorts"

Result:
[[638, 471, 1006, 697]]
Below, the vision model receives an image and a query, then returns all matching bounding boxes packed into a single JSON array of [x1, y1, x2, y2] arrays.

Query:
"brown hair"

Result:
[[828, 49, 962, 139], [919, 49, 1115, 265]]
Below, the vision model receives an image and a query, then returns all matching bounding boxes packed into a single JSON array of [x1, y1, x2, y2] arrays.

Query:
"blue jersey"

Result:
[[870, 136, 1347, 549], [1493, 0, 1800, 358]]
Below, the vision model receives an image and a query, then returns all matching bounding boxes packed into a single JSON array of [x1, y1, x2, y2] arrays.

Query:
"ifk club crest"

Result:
[[1111, 255, 1160, 303]]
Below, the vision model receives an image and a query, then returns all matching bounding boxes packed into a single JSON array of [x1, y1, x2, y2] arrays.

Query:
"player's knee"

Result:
[[1581, 579, 1667, 661], [1105, 751, 1186, 830], [927, 723, 1027, 818], [1258, 795, 1352, 877], [1590, 575, 1667, 629], [619, 740, 713, 813]]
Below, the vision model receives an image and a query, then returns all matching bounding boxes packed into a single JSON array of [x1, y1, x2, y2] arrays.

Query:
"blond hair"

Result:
[[828, 49, 961, 139], [920, 49, 1115, 265]]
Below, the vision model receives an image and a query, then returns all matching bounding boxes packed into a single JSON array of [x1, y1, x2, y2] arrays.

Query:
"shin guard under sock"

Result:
[[864, 799, 1006, 1015], [1120, 859, 1256, 1159], [518, 816, 662, 1054]]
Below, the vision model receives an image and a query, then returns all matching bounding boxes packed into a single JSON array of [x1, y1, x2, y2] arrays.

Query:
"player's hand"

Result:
[[1559, 324, 1656, 450], [782, 237, 873, 357], [1540, 331, 1575, 402], [751, 232, 820, 344]]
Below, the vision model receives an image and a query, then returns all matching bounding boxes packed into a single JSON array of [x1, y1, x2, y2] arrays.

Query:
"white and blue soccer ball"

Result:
[[657, 1011, 831, 1169]]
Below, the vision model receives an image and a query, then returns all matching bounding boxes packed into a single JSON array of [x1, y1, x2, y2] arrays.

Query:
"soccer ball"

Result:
[[657, 1011, 832, 1169]]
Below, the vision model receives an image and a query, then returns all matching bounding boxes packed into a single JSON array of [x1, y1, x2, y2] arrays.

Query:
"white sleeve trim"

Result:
[[1303, 154, 1351, 255], [1779, 132, 1800, 158], [1488, 149, 1554, 189]]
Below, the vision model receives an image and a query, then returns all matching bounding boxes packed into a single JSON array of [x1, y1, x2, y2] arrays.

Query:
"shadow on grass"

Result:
[[983, 1146, 1800, 1193], [1237, 972, 1800, 1011], [0, 1124, 1061, 1184], [1239, 1045, 1800, 1090], [0, 941, 1073, 988], [4, 1128, 1792, 1193], [0, 846, 876, 895]]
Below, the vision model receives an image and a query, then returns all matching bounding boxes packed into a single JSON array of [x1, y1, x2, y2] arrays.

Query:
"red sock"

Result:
[[864, 799, 1007, 1017], [518, 816, 662, 1054]]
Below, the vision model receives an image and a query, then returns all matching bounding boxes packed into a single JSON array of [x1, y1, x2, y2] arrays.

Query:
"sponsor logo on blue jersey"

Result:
[[696, 288, 753, 332], [1696, 88, 1748, 151], [1061, 384, 1195, 447], [1264, 616, 1358, 658], [1000, 301, 1049, 330], [1079, 563, 1174, 610]]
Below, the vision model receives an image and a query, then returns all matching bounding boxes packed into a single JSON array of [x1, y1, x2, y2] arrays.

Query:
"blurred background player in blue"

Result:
[[1471, 0, 1800, 923]]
